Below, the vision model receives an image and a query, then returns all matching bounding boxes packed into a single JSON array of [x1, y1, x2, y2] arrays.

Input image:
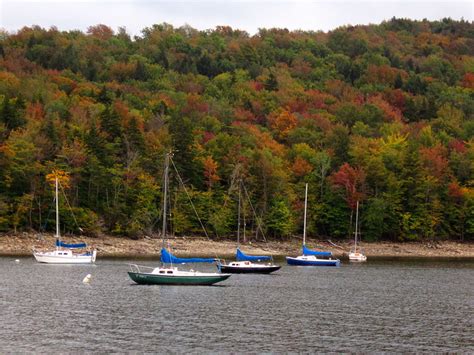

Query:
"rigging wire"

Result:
[[59, 181, 84, 234], [169, 156, 210, 241], [241, 181, 268, 243]]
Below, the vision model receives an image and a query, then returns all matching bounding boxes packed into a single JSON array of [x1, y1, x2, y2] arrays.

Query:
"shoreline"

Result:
[[1, 232, 473, 259]]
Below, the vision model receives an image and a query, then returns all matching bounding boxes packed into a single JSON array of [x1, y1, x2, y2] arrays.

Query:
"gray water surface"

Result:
[[1, 257, 473, 353]]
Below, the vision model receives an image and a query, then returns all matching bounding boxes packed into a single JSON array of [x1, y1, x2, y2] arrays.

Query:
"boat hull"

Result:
[[128, 272, 231, 285], [348, 253, 367, 262], [218, 264, 281, 274], [286, 256, 340, 267], [33, 250, 96, 264]]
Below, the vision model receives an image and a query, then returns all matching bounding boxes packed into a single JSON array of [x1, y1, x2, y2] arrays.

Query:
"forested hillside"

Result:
[[0, 18, 473, 241]]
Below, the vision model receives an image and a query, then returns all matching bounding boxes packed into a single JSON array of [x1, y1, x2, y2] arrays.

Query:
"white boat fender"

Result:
[[82, 274, 92, 284]]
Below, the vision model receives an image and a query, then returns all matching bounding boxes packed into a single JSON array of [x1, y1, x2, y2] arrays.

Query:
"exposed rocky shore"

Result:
[[1, 233, 473, 258]]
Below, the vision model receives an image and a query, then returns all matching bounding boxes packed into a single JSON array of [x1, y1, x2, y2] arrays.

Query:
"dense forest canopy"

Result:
[[0, 18, 473, 241]]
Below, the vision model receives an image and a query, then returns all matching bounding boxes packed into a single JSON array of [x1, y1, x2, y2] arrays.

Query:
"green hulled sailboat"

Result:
[[127, 152, 231, 286]]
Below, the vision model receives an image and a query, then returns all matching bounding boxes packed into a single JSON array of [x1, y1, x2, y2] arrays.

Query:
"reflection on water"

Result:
[[1, 257, 473, 352]]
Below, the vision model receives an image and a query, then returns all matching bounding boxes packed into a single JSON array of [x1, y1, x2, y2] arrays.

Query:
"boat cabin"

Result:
[[151, 267, 178, 275], [229, 261, 252, 266]]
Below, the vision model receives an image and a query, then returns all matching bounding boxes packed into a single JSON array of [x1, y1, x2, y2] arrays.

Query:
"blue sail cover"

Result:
[[302, 244, 332, 257], [56, 240, 87, 248], [160, 248, 215, 264], [236, 248, 271, 262]]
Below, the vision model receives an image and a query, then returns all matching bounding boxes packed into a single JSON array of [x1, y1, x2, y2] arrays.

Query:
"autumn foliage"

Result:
[[0, 18, 472, 241]]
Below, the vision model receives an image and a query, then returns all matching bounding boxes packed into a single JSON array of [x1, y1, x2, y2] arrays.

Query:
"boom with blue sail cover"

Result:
[[302, 244, 332, 257], [160, 248, 215, 264], [236, 248, 271, 262], [55, 240, 87, 249]]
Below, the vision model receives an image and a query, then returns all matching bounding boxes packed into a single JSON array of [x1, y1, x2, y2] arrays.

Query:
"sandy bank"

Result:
[[1, 232, 473, 259]]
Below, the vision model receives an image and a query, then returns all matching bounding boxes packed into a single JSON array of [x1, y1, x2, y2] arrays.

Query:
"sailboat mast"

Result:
[[237, 180, 241, 248], [354, 200, 359, 252], [243, 186, 246, 243], [162, 153, 170, 249], [303, 183, 308, 246], [55, 176, 60, 250]]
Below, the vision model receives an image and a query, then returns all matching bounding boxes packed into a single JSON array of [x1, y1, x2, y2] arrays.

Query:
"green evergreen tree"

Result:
[[126, 117, 145, 153], [264, 72, 278, 91], [134, 61, 148, 81], [266, 199, 294, 238], [0, 98, 26, 131], [100, 106, 123, 141], [169, 114, 202, 187], [394, 73, 403, 89]]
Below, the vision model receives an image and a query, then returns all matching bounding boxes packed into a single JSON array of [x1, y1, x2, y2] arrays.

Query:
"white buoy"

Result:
[[82, 274, 92, 284], [15, 259, 20, 263]]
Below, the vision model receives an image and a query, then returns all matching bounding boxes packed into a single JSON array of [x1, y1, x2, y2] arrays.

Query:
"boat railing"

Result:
[[128, 263, 154, 273]]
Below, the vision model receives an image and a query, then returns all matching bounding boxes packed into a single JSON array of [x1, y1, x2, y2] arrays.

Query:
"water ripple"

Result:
[[0, 257, 472, 352]]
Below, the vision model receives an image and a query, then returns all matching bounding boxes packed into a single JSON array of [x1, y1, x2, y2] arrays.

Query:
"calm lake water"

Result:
[[1, 257, 473, 353]]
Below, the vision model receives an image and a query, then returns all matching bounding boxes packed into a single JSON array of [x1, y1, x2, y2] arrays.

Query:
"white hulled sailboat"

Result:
[[33, 176, 96, 264], [348, 201, 367, 262]]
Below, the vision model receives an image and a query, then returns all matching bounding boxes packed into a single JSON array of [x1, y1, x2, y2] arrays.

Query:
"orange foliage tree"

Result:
[[46, 169, 71, 189], [267, 109, 297, 140], [203, 156, 220, 189]]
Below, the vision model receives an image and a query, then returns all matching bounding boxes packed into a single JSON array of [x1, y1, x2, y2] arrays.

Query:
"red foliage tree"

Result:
[[384, 89, 406, 113], [330, 163, 366, 209], [448, 181, 466, 201], [25, 102, 45, 121], [234, 107, 256, 122], [368, 95, 403, 122], [292, 157, 312, 177], [87, 24, 114, 40], [419, 145, 449, 181], [449, 139, 467, 154], [461, 72, 474, 89], [182, 94, 209, 115]]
